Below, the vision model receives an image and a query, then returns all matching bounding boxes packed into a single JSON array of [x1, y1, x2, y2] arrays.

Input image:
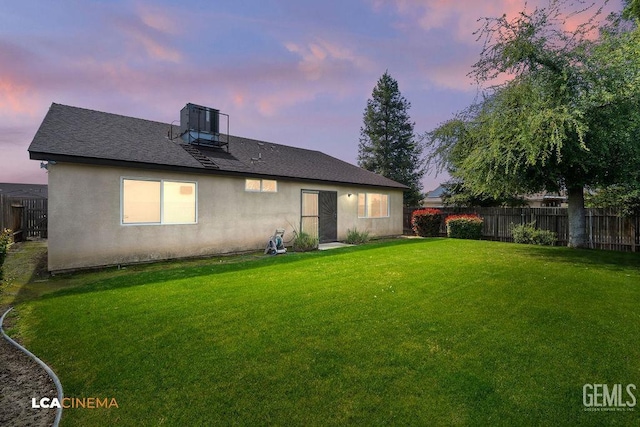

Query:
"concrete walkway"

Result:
[[318, 242, 355, 251]]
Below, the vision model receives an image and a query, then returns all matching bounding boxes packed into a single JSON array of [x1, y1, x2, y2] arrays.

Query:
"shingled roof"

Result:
[[29, 103, 407, 190], [0, 183, 48, 199]]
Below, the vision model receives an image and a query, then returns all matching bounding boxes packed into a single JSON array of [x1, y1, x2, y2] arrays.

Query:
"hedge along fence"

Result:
[[403, 207, 640, 252], [511, 222, 557, 246], [411, 208, 443, 237], [445, 214, 483, 240], [0, 228, 12, 280]]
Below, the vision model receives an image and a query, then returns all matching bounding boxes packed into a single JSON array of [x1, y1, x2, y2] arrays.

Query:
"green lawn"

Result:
[[9, 239, 640, 426]]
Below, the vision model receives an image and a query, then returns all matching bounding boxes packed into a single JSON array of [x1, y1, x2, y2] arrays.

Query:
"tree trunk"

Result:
[[567, 185, 588, 248]]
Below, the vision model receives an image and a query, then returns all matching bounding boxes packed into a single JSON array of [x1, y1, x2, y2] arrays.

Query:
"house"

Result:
[[420, 185, 567, 208], [523, 192, 567, 208], [0, 183, 48, 199], [28, 103, 407, 272], [421, 185, 446, 208]]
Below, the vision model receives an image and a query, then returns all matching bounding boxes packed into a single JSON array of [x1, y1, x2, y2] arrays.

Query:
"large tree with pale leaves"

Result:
[[359, 71, 425, 206], [426, 0, 640, 248]]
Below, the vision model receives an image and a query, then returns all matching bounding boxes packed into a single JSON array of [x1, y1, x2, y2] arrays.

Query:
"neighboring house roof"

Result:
[[525, 192, 567, 201], [0, 183, 48, 199], [29, 103, 408, 190], [425, 185, 446, 198], [420, 185, 567, 207]]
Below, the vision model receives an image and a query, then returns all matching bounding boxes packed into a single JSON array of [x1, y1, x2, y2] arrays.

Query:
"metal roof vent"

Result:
[[179, 103, 229, 151]]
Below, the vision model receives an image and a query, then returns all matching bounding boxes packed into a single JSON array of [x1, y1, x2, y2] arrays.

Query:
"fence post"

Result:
[[0, 194, 4, 231], [588, 210, 593, 249], [633, 215, 640, 252]]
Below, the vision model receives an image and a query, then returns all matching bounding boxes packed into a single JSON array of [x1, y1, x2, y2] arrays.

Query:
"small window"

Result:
[[245, 179, 261, 192], [262, 180, 277, 193], [358, 193, 389, 218], [122, 178, 197, 225], [245, 178, 277, 193]]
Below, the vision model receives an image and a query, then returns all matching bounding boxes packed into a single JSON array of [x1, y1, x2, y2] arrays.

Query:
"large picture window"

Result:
[[358, 193, 389, 218], [122, 179, 196, 225]]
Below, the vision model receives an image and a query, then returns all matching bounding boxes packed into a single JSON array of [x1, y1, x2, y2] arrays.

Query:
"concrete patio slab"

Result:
[[318, 242, 355, 251]]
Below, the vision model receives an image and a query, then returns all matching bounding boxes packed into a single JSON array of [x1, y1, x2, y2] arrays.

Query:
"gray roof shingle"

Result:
[[29, 103, 407, 190], [0, 183, 48, 199]]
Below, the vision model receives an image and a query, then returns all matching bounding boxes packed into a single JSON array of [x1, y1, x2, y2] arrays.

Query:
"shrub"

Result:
[[345, 228, 370, 245], [293, 231, 318, 252], [532, 229, 557, 246], [511, 222, 535, 244], [511, 222, 557, 246], [0, 228, 13, 280], [445, 214, 483, 240], [411, 208, 443, 237]]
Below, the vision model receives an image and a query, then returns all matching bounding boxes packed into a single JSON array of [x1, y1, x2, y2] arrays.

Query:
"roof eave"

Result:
[[29, 152, 408, 191]]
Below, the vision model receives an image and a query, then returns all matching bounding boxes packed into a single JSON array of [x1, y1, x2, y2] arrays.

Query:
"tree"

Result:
[[624, 0, 640, 20], [426, 0, 640, 247], [441, 180, 526, 208], [359, 71, 425, 206], [586, 184, 640, 217]]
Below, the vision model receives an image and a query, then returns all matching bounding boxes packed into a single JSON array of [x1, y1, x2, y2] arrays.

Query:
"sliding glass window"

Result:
[[122, 179, 197, 225]]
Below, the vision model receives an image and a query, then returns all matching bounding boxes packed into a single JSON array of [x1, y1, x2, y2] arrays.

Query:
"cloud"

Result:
[[0, 42, 46, 117], [205, 38, 379, 117], [360, 0, 532, 93], [369, 0, 526, 43], [112, 5, 183, 63], [424, 63, 474, 91], [368, 0, 623, 93], [0, 79, 31, 114], [132, 32, 182, 63], [137, 5, 180, 35], [217, 67, 323, 117], [285, 38, 374, 81], [370, 0, 621, 44]]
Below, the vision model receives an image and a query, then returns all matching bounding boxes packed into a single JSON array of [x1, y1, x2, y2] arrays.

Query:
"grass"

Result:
[[6, 239, 640, 426]]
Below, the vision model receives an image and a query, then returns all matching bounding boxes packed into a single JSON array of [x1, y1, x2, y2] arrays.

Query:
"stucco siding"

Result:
[[48, 163, 403, 271]]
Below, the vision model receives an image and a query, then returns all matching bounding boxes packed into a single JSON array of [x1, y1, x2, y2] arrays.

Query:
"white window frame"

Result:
[[245, 178, 278, 193], [121, 178, 198, 225], [357, 192, 390, 219]]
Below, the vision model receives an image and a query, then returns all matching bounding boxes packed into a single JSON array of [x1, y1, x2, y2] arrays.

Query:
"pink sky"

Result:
[[0, 0, 623, 192]]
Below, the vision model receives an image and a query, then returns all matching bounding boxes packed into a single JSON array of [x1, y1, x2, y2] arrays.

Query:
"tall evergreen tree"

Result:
[[358, 71, 425, 206]]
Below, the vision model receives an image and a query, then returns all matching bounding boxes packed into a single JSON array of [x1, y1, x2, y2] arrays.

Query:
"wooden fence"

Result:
[[0, 194, 48, 240], [404, 207, 640, 252]]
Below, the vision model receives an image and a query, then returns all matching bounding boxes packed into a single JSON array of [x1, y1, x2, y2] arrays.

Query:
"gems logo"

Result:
[[583, 384, 636, 411]]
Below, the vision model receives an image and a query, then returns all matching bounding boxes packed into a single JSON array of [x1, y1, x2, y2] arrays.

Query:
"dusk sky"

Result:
[[0, 0, 623, 192]]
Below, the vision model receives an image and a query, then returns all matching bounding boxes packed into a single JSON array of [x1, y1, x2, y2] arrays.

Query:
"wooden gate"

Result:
[[0, 195, 47, 240], [23, 198, 48, 238]]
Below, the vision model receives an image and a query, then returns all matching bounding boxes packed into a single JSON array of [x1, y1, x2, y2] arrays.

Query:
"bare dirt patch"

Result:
[[1, 241, 57, 427]]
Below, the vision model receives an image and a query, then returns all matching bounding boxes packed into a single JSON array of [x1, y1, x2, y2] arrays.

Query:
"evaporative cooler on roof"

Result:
[[180, 103, 228, 150]]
